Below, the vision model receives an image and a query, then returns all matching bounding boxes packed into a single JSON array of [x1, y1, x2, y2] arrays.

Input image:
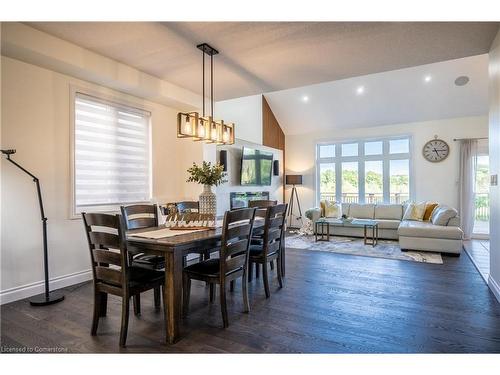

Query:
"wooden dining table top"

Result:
[[126, 217, 265, 251]]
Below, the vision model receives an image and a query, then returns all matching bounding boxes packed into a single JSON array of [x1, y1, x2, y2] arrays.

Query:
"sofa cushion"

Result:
[[324, 201, 342, 218], [398, 220, 463, 240], [374, 219, 401, 230], [374, 204, 403, 220], [431, 206, 458, 226], [402, 201, 426, 221], [348, 204, 375, 219], [423, 202, 439, 221]]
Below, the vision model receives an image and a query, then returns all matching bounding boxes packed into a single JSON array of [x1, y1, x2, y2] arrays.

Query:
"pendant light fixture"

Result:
[[177, 43, 235, 145]]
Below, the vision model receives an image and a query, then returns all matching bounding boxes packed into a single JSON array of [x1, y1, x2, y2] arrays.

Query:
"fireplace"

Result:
[[230, 192, 270, 210]]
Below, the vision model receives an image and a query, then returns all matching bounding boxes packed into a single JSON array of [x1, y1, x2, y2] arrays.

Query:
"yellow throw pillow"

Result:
[[320, 200, 326, 217], [403, 201, 426, 221], [324, 201, 342, 218], [423, 202, 438, 221]]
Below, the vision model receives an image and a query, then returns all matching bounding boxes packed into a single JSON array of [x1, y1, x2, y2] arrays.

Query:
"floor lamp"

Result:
[[1, 149, 65, 306], [286, 174, 303, 228]]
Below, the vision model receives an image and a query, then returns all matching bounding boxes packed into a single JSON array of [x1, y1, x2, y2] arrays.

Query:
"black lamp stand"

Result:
[[287, 184, 303, 229], [2, 149, 64, 306]]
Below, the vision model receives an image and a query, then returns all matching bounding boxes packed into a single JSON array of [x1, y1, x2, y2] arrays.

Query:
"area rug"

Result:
[[285, 234, 443, 264]]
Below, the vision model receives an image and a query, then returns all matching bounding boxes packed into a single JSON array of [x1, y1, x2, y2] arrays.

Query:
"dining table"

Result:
[[126, 217, 284, 344]]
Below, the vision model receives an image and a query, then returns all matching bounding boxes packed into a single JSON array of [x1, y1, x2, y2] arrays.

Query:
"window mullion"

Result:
[[383, 140, 390, 203]]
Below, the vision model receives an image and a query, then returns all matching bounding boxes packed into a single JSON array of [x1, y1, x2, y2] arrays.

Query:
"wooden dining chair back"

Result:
[[82, 212, 165, 347], [249, 203, 287, 297], [219, 207, 257, 280], [120, 204, 164, 310], [120, 204, 158, 230], [182, 207, 256, 328], [248, 199, 277, 208], [83, 212, 128, 289]]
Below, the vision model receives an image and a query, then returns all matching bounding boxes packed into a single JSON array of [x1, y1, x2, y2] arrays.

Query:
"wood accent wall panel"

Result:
[[262, 95, 286, 202], [262, 95, 285, 151]]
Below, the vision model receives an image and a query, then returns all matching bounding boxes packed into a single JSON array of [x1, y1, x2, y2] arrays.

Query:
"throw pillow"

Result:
[[319, 200, 326, 217], [402, 201, 426, 221], [324, 201, 342, 218], [423, 202, 439, 221], [431, 206, 458, 226]]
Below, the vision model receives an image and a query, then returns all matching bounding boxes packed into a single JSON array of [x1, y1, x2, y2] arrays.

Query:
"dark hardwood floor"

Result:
[[2, 248, 500, 353]]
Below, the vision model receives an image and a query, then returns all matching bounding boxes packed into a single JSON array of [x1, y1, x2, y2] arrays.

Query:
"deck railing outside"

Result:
[[475, 193, 489, 222], [320, 192, 409, 204]]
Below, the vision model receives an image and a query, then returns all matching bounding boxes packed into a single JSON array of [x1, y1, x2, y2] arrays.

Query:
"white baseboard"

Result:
[[488, 275, 500, 303], [0, 269, 92, 305]]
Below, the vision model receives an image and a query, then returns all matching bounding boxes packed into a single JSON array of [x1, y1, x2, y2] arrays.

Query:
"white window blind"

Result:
[[74, 93, 151, 213]]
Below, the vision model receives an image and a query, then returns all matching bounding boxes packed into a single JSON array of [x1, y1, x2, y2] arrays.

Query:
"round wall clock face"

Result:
[[422, 139, 450, 162]]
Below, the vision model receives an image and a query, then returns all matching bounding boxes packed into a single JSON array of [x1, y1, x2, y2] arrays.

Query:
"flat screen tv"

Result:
[[240, 147, 273, 186]]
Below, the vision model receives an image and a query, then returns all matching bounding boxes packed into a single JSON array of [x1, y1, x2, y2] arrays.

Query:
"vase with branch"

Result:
[[186, 161, 226, 216]]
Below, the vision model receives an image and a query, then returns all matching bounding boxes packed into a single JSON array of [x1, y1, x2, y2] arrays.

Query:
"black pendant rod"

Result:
[[202, 50, 205, 117], [211, 53, 214, 117], [196, 43, 219, 118]]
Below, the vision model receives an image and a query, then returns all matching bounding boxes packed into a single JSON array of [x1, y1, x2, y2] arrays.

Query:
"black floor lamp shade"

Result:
[[285, 174, 303, 228], [286, 174, 302, 185]]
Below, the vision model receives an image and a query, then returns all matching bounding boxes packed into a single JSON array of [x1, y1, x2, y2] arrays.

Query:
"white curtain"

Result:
[[458, 139, 478, 240]]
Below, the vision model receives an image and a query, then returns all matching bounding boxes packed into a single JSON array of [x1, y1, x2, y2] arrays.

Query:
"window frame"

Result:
[[69, 85, 153, 219], [315, 135, 413, 206]]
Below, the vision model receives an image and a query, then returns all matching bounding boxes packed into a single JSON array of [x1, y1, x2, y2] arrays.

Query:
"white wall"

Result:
[[215, 140, 283, 215], [488, 29, 500, 302], [0, 56, 204, 303], [214, 94, 263, 145], [285, 115, 488, 226]]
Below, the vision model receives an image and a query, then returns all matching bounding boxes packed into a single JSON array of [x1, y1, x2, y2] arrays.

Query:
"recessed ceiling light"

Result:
[[302, 95, 309, 102], [455, 76, 470, 86], [424, 75, 432, 83], [356, 86, 365, 95]]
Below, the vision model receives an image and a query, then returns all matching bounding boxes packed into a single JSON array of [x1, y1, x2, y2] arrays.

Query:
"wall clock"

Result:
[[422, 137, 450, 162]]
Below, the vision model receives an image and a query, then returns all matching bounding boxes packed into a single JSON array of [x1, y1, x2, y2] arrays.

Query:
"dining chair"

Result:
[[120, 204, 164, 314], [248, 204, 287, 298], [248, 199, 278, 276], [82, 212, 165, 347], [182, 207, 256, 328]]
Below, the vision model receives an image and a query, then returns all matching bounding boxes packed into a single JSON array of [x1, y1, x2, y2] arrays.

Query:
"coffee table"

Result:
[[314, 218, 379, 247]]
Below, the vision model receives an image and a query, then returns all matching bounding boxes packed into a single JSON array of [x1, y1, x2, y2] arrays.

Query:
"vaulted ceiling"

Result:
[[27, 22, 499, 101]]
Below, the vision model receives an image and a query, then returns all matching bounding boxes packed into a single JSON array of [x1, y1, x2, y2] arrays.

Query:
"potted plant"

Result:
[[186, 161, 226, 216]]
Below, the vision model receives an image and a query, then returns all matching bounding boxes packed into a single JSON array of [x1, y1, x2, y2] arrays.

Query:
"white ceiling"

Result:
[[26, 22, 499, 101], [264, 54, 489, 135]]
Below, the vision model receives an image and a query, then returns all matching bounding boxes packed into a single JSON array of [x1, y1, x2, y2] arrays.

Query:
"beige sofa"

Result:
[[306, 203, 463, 255]]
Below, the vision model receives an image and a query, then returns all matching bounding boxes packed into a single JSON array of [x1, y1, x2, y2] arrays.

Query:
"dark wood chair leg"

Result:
[[242, 273, 250, 313], [209, 283, 215, 303], [119, 296, 130, 347], [99, 292, 108, 317], [281, 245, 286, 277], [182, 273, 191, 317], [91, 289, 101, 335], [220, 282, 229, 328], [133, 294, 141, 316], [154, 287, 161, 310], [255, 263, 260, 279], [277, 253, 283, 288], [230, 280, 235, 292], [262, 261, 270, 298], [270, 260, 274, 271]]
